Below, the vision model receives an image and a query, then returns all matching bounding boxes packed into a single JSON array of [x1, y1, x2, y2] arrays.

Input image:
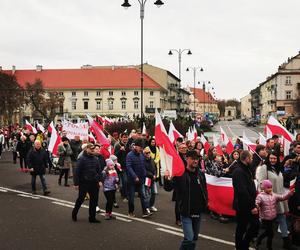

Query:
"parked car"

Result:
[[246, 118, 258, 127]]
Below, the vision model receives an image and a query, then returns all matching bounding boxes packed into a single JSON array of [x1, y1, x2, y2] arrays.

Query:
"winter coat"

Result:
[[57, 143, 73, 169], [232, 162, 257, 213], [256, 191, 293, 220], [256, 164, 289, 214], [16, 140, 31, 157], [74, 152, 102, 186], [69, 140, 82, 162], [144, 156, 157, 180], [27, 148, 49, 175], [102, 167, 119, 192], [114, 141, 130, 170], [126, 150, 146, 183]]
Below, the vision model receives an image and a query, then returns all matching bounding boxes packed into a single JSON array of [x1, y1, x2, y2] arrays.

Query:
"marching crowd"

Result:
[[0, 124, 300, 250]]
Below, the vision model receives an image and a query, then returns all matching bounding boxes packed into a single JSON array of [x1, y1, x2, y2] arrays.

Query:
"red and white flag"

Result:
[[87, 114, 110, 146], [213, 133, 223, 155], [168, 120, 183, 144], [155, 109, 185, 177], [193, 125, 198, 141], [88, 132, 96, 143], [242, 131, 257, 152], [265, 116, 293, 142], [48, 122, 61, 156], [205, 174, 235, 216], [200, 134, 211, 154], [187, 127, 194, 141], [142, 122, 147, 135], [258, 133, 267, 146], [36, 122, 45, 133], [145, 177, 152, 187], [283, 137, 291, 157], [220, 127, 234, 154], [25, 120, 37, 134]]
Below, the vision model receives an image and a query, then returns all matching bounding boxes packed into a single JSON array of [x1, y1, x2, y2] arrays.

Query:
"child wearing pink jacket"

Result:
[[255, 180, 294, 250]]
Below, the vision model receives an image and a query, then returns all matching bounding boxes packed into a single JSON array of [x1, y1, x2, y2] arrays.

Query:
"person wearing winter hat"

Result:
[[102, 158, 119, 220], [110, 154, 122, 208], [255, 180, 294, 250]]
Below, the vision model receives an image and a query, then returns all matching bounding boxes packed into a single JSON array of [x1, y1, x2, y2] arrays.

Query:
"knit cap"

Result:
[[261, 179, 272, 190], [105, 159, 115, 167], [110, 154, 118, 162]]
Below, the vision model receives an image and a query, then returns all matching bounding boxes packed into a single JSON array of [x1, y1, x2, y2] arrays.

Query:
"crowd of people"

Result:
[[0, 123, 300, 250]]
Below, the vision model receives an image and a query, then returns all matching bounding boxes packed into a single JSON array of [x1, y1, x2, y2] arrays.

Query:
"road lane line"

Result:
[[17, 194, 40, 199], [0, 188, 8, 192], [156, 228, 183, 237], [52, 201, 74, 208], [0, 186, 235, 246]]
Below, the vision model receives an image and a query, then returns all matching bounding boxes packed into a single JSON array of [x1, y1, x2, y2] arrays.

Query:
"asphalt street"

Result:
[[0, 120, 290, 250]]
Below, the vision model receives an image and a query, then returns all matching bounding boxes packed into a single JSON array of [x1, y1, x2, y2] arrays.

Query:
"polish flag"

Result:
[[88, 132, 96, 143], [213, 133, 223, 155], [187, 127, 194, 141], [25, 120, 37, 134], [142, 122, 147, 135], [36, 122, 45, 133], [193, 125, 198, 141], [48, 121, 61, 156], [145, 177, 152, 187], [220, 127, 234, 154], [87, 114, 110, 146], [266, 116, 293, 142], [283, 137, 291, 157], [242, 131, 257, 152], [155, 109, 185, 177], [168, 120, 183, 144], [264, 125, 273, 139], [200, 134, 211, 154], [258, 133, 267, 146], [205, 174, 235, 216]]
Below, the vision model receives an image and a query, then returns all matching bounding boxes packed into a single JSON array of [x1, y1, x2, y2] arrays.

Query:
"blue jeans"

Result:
[[276, 214, 288, 238], [180, 215, 201, 250], [31, 174, 47, 191], [144, 183, 156, 208], [128, 182, 147, 214]]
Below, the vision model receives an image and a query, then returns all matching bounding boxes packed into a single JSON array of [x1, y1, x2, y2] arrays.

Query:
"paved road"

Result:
[[0, 121, 289, 250]]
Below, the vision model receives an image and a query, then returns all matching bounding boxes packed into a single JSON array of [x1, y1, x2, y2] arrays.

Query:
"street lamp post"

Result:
[[168, 49, 192, 88], [121, 0, 164, 128], [186, 67, 203, 118]]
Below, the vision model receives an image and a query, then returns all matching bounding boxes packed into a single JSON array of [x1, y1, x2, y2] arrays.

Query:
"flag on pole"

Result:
[[88, 132, 96, 143], [145, 177, 152, 187], [187, 127, 194, 141], [220, 127, 234, 154], [87, 114, 110, 146], [283, 137, 291, 157], [258, 133, 267, 146], [155, 109, 185, 177], [193, 125, 198, 141], [200, 134, 211, 154], [242, 131, 257, 152], [36, 122, 45, 133], [25, 120, 37, 134], [265, 116, 293, 142], [48, 121, 61, 156], [168, 120, 183, 144], [213, 133, 223, 155]]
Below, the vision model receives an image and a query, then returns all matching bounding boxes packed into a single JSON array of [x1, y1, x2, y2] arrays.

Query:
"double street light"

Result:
[[121, 0, 164, 127], [186, 67, 204, 118]]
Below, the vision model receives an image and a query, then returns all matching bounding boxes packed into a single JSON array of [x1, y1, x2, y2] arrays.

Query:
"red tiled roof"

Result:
[[3, 67, 162, 90], [191, 87, 216, 104]]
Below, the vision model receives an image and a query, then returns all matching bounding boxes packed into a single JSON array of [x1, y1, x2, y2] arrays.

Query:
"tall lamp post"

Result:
[[121, 0, 164, 128], [186, 67, 203, 118], [168, 49, 192, 88]]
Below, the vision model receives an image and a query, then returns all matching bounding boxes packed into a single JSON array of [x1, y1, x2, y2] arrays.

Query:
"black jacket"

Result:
[[16, 140, 31, 157], [144, 157, 157, 180], [164, 168, 208, 217], [27, 148, 49, 175], [114, 141, 130, 170], [70, 140, 82, 162], [74, 152, 102, 186], [232, 161, 256, 213]]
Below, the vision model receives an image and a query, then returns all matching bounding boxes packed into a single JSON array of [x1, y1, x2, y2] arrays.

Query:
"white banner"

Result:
[[62, 121, 89, 139]]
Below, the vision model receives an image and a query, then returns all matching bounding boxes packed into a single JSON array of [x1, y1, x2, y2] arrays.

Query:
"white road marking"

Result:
[[52, 201, 74, 208], [156, 227, 183, 237], [0, 189, 8, 192], [17, 194, 40, 199], [0, 186, 235, 246]]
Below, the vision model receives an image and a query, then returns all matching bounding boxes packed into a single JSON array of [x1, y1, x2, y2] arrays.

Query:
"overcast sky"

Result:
[[1, 0, 299, 99]]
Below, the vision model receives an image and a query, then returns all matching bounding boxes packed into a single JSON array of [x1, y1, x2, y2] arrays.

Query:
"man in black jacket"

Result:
[[164, 150, 207, 250], [27, 140, 50, 195], [72, 143, 102, 223], [232, 150, 259, 250]]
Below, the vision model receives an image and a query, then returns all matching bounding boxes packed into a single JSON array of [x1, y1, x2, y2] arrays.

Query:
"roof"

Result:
[[3, 67, 163, 90], [191, 87, 216, 104]]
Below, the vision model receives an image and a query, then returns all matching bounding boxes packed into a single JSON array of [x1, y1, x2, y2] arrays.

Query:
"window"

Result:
[[150, 91, 154, 96], [134, 91, 139, 96], [149, 101, 154, 108], [121, 100, 126, 110], [71, 101, 76, 110], [84, 101, 88, 110], [96, 101, 101, 110], [72, 91, 76, 97], [122, 91, 126, 96], [286, 91, 292, 100], [286, 76, 292, 85], [109, 91, 113, 96], [96, 91, 101, 97], [108, 100, 113, 110], [134, 100, 139, 109], [84, 91, 88, 97]]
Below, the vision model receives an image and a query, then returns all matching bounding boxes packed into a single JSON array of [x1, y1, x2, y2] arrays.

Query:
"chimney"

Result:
[[12, 65, 16, 74], [36, 65, 43, 71]]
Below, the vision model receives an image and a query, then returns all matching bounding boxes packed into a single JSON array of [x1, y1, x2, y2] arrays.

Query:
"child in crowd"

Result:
[[102, 159, 119, 220], [255, 180, 294, 250], [110, 154, 122, 208]]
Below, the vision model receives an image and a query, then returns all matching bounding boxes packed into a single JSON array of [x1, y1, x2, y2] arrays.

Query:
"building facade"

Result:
[[240, 94, 252, 119]]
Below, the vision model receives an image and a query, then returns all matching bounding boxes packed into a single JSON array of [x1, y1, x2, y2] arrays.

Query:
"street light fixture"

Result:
[[168, 49, 192, 88], [121, 0, 163, 129], [186, 67, 204, 118]]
